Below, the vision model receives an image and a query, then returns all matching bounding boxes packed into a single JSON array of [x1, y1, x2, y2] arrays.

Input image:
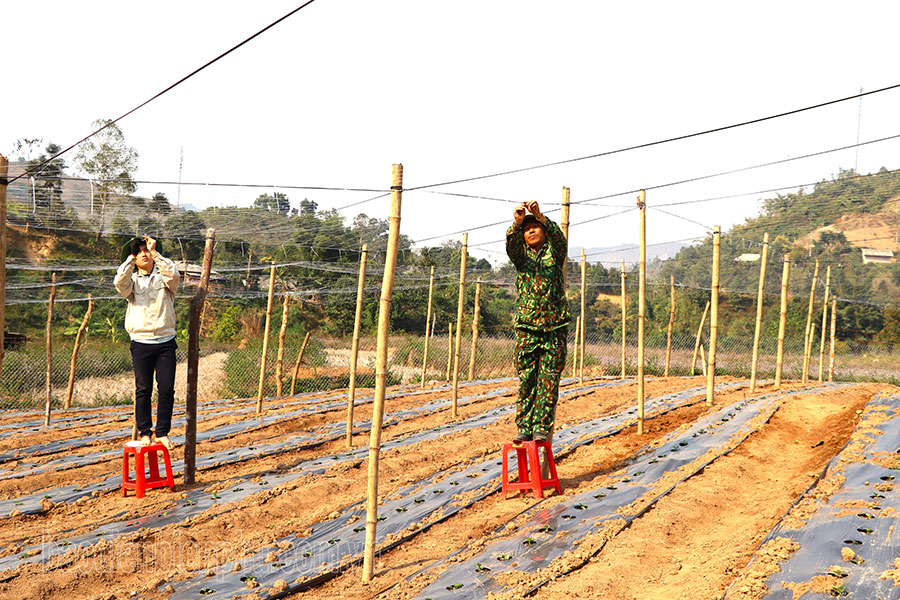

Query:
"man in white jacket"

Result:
[[114, 235, 180, 449]]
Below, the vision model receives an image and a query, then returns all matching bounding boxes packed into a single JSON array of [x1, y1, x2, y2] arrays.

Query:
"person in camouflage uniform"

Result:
[[506, 200, 571, 443]]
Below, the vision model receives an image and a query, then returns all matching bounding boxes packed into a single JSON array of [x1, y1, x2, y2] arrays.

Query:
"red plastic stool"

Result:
[[501, 440, 561, 499], [122, 441, 175, 498]]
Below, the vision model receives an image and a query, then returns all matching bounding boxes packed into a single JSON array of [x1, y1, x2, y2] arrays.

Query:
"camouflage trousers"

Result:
[[514, 327, 567, 436]]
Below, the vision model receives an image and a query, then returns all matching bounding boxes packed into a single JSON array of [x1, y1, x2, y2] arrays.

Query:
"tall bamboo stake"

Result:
[[664, 274, 675, 377], [420, 264, 435, 388], [579, 249, 586, 384], [274, 294, 291, 397], [706, 226, 721, 406], [775, 256, 791, 388], [446, 322, 453, 380], [561, 187, 570, 286], [255, 264, 277, 415], [700, 344, 707, 377], [44, 273, 58, 426], [691, 301, 710, 375], [817, 265, 831, 383], [801, 259, 820, 384], [362, 163, 403, 582], [828, 296, 837, 382], [0, 154, 7, 383], [749, 233, 769, 392], [620, 258, 626, 379], [347, 244, 369, 447], [65, 295, 93, 409], [185, 228, 215, 485], [289, 331, 311, 395], [571, 316, 580, 379], [468, 281, 482, 380], [636, 191, 646, 434], [451, 233, 467, 418]]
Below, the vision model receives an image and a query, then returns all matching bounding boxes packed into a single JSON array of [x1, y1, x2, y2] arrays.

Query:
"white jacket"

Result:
[[114, 253, 180, 341]]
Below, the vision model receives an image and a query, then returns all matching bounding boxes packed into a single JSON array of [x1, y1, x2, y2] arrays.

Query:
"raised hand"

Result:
[[524, 200, 543, 221], [144, 234, 157, 254], [513, 203, 527, 226]]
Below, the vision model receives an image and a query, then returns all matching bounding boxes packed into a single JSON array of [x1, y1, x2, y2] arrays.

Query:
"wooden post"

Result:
[[185, 228, 215, 486], [749, 233, 769, 392], [289, 331, 311, 395], [775, 256, 791, 388], [451, 233, 467, 418], [256, 264, 277, 415], [0, 154, 7, 384], [362, 163, 403, 582], [636, 191, 646, 434], [817, 265, 831, 383], [706, 226, 720, 406], [700, 344, 707, 377], [44, 273, 58, 426], [571, 316, 580, 379], [347, 244, 369, 447], [420, 265, 435, 389], [467, 281, 482, 380], [664, 274, 675, 377], [579, 249, 586, 384], [801, 259, 820, 384], [446, 322, 453, 381], [828, 296, 837, 382], [65, 295, 93, 409], [620, 258, 626, 379], [274, 294, 291, 397], [690, 301, 710, 375], [561, 187, 570, 286]]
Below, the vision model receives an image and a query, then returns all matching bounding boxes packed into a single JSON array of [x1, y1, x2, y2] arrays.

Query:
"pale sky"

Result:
[[5, 1, 900, 265]]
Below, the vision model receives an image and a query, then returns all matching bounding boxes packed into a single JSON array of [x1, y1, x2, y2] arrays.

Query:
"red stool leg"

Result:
[[135, 450, 146, 499], [122, 449, 130, 497], [538, 441, 562, 495], [516, 446, 529, 485], [501, 444, 511, 497], [148, 450, 160, 482], [161, 447, 175, 489], [527, 442, 544, 499]]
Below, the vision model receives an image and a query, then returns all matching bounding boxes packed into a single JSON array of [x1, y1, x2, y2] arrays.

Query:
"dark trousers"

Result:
[[131, 338, 177, 438]]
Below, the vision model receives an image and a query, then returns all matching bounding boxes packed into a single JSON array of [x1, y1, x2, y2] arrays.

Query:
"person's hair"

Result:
[[129, 238, 147, 256]]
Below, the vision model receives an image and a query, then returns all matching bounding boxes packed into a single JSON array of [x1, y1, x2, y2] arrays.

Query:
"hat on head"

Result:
[[521, 214, 545, 228], [119, 236, 163, 264]]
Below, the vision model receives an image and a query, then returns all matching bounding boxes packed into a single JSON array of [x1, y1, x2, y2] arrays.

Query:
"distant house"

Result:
[[735, 253, 761, 263], [861, 248, 895, 264]]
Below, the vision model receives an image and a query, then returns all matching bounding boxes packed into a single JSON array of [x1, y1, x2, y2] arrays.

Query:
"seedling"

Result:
[[522, 537, 536, 546], [497, 554, 512, 561], [446, 583, 463, 590], [475, 563, 491, 573]]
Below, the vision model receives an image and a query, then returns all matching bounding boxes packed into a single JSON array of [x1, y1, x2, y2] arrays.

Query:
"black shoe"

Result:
[[514, 432, 532, 443], [532, 432, 548, 443]]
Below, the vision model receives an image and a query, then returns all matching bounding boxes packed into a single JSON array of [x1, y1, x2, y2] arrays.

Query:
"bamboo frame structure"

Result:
[[561, 187, 570, 286], [706, 226, 721, 406], [347, 244, 369, 447], [775, 256, 791, 388], [65, 295, 93, 409], [801, 259, 820, 384], [828, 296, 837, 382], [420, 264, 435, 388], [256, 265, 277, 415], [289, 331, 311, 395], [700, 344, 707, 377], [185, 228, 215, 485], [817, 265, 831, 383], [636, 191, 646, 434], [579, 249, 586, 384], [446, 323, 453, 381], [691, 301, 710, 375], [274, 294, 291, 397], [571, 316, 580, 379], [0, 154, 7, 383], [620, 258, 626, 379], [749, 233, 769, 392], [44, 273, 58, 426], [467, 281, 482, 380], [664, 274, 675, 377], [451, 233, 468, 418], [362, 164, 403, 582]]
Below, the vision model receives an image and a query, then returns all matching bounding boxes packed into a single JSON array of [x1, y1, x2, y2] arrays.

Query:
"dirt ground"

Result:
[[0, 377, 892, 600]]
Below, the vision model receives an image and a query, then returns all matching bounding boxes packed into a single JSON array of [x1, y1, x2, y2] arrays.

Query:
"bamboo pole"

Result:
[[706, 226, 721, 406], [801, 259, 820, 384], [691, 301, 710, 376], [256, 264, 277, 415], [579, 249, 586, 384], [828, 296, 837, 382], [362, 163, 403, 582], [185, 228, 215, 485], [446, 322, 453, 381], [451, 233, 467, 418], [636, 191, 646, 434], [274, 294, 291, 397], [700, 344, 707, 377], [44, 273, 58, 426], [347, 244, 369, 447], [571, 316, 580, 379], [775, 256, 791, 388], [817, 265, 831, 383], [0, 154, 7, 384], [289, 331, 311, 396], [749, 233, 770, 392], [467, 281, 482, 380], [664, 274, 675, 377], [561, 187, 570, 286], [64, 295, 93, 409], [620, 258, 626, 379], [420, 265, 435, 389]]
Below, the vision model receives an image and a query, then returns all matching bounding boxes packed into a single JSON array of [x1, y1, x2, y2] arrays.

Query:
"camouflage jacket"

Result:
[[505, 217, 572, 332]]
